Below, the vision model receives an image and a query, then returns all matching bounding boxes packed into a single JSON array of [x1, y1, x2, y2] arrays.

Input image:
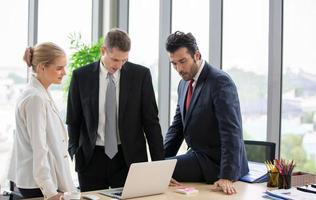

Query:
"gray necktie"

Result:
[[104, 73, 118, 159]]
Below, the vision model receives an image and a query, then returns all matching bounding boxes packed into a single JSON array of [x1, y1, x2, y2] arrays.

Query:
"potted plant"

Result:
[[64, 33, 103, 93]]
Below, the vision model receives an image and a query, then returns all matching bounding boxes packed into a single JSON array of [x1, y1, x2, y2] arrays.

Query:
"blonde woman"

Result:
[[8, 42, 75, 199]]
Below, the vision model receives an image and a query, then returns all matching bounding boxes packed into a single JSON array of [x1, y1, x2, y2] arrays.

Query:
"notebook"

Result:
[[240, 161, 268, 183], [99, 159, 177, 199]]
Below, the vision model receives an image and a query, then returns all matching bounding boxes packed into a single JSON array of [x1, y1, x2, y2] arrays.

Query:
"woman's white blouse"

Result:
[[8, 76, 75, 199]]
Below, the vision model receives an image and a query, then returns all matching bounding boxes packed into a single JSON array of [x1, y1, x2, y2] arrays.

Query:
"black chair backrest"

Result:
[[244, 140, 276, 163], [9, 181, 23, 199]]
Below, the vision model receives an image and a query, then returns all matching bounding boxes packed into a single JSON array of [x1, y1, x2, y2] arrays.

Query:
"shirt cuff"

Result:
[[38, 179, 58, 199]]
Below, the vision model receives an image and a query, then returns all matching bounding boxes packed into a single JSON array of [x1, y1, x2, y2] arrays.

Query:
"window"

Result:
[[281, 0, 316, 173], [171, 0, 210, 120], [222, 0, 269, 141], [128, 0, 159, 99], [38, 0, 92, 186], [38, 0, 92, 120], [0, 0, 28, 189], [171, 0, 209, 153]]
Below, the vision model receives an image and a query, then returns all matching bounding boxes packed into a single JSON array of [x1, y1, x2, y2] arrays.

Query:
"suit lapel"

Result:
[[91, 62, 100, 127], [119, 63, 132, 128], [184, 64, 208, 127], [180, 82, 189, 124]]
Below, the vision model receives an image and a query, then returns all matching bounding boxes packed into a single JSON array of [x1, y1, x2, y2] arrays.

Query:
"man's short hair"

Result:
[[104, 28, 131, 52], [166, 31, 199, 57]]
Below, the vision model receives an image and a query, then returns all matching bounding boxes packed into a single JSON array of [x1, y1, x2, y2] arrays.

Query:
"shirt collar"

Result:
[[29, 74, 51, 101], [100, 60, 120, 82], [193, 59, 205, 82]]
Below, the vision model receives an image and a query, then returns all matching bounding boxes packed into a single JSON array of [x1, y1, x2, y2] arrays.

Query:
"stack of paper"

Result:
[[265, 188, 316, 200], [266, 188, 316, 200]]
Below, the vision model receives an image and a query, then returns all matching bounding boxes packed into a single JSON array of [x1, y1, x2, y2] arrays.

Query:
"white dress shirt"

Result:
[[96, 61, 121, 146], [192, 59, 205, 89], [8, 75, 75, 199]]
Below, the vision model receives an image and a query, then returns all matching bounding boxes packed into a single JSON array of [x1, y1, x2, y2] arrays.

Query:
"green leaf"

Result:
[[64, 34, 103, 93]]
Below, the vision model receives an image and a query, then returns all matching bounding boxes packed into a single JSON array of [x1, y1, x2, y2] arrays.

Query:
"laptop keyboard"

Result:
[[113, 192, 122, 196]]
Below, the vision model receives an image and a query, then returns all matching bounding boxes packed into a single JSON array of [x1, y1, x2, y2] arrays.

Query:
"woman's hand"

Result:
[[48, 192, 63, 200]]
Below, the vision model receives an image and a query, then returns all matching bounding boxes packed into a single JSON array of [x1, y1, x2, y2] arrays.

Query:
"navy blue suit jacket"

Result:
[[164, 62, 249, 182]]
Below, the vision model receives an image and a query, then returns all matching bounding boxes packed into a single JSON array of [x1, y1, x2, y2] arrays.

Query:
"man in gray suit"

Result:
[[164, 31, 249, 194]]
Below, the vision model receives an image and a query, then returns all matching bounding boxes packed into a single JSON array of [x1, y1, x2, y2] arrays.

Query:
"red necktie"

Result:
[[185, 80, 194, 111]]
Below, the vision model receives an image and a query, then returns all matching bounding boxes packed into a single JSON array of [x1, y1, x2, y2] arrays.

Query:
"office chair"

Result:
[[1, 181, 23, 199], [244, 140, 276, 163]]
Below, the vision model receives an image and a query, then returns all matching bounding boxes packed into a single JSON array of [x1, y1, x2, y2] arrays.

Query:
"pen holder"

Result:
[[278, 174, 292, 189], [267, 171, 279, 187]]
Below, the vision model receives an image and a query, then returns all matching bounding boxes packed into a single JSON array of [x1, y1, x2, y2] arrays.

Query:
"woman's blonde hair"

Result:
[[23, 42, 65, 72]]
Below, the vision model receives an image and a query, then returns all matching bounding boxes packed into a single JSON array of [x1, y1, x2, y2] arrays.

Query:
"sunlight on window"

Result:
[[281, 0, 316, 174], [171, 0, 210, 154], [128, 0, 159, 100], [223, 0, 269, 141], [38, 0, 92, 187], [0, 0, 28, 191]]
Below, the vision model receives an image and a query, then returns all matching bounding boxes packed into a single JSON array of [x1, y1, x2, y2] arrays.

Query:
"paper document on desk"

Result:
[[240, 161, 268, 183], [265, 188, 316, 200]]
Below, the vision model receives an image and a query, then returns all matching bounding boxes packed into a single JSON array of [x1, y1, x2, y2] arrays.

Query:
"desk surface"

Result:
[[81, 182, 268, 200]]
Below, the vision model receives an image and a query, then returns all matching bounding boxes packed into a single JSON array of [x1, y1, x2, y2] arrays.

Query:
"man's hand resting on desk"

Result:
[[210, 179, 236, 195], [169, 178, 182, 187]]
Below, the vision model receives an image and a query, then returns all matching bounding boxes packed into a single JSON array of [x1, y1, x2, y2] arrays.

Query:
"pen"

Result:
[[297, 186, 316, 194]]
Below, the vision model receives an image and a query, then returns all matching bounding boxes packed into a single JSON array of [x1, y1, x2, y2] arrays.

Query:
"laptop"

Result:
[[99, 159, 177, 199]]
